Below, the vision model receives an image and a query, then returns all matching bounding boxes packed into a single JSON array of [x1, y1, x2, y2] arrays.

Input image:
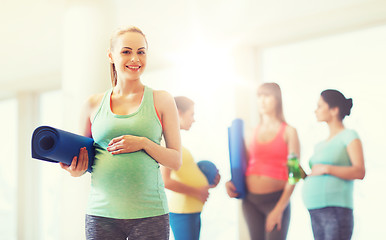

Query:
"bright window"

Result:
[[38, 90, 64, 240], [0, 98, 17, 239]]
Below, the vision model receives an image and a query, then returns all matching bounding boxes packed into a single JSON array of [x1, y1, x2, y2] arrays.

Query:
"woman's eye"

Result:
[[138, 51, 146, 55], [122, 51, 130, 54]]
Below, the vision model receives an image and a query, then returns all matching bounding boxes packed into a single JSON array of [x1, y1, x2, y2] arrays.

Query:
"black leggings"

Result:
[[85, 214, 169, 240], [309, 207, 353, 240], [242, 191, 290, 240]]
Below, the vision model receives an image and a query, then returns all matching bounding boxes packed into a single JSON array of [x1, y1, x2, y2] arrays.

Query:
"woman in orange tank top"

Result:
[[226, 82, 300, 240]]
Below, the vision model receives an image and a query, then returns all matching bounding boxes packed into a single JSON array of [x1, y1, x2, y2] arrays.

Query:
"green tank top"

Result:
[[87, 86, 168, 219], [302, 129, 359, 210]]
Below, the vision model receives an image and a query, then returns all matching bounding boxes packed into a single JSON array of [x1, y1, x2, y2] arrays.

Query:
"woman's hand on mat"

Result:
[[107, 135, 144, 155], [225, 181, 239, 198], [266, 208, 283, 232], [210, 173, 221, 188], [60, 147, 88, 177], [194, 186, 210, 203]]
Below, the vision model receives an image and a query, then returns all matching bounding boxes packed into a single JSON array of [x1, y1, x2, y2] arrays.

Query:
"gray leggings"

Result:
[[309, 207, 353, 240], [242, 191, 290, 240], [85, 214, 169, 240]]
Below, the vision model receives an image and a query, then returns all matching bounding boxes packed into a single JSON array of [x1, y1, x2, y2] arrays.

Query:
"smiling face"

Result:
[[109, 31, 147, 82]]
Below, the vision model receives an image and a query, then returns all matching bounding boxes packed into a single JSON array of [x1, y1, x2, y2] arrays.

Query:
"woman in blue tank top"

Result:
[[59, 26, 181, 240], [302, 89, 365, 240]]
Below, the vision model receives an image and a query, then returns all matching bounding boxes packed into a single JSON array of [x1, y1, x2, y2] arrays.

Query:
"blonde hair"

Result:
[[257, 82, 286, 123], [109, 26, 148, 87]]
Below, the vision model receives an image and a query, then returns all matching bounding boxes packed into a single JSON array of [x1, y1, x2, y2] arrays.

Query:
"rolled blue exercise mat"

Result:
[[228, 118, 247, 199], [31, 126, 95, 172], [197, 160, 218, 185]]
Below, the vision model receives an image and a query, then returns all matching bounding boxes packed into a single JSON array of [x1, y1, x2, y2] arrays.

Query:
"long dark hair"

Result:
[[321, 89, 353, 120]]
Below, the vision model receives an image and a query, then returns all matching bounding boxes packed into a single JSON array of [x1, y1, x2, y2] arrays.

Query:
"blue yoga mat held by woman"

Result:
[[228, 118, 248, 199], [31, 126, 95, 172], [59, 26, 182, 240]]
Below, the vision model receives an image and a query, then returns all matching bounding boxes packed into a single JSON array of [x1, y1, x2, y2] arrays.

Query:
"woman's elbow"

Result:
[[170, 151, 182, 170], [163, 179, 172, 189], [359, 170, 366, 180], [172, 157, 182, 171], [357, 168, 366, 180]]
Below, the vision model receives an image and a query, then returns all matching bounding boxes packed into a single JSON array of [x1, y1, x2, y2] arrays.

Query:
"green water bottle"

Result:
[[287, 153, 302, 184]]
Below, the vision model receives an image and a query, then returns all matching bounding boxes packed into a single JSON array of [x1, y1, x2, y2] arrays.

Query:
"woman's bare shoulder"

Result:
[[285, 124, 298, 137], [153, 89, 173, 99], [153, 89, 174, 108], [85, 92, 105, 110]]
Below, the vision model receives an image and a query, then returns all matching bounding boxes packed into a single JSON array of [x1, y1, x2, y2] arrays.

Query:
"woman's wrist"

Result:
[[140, 136, 150, 151], [273, 203, 286, 213], [324, 165, 331, 175]]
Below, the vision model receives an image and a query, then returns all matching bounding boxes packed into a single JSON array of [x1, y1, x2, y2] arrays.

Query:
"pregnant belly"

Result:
[[246, 175, 286, 194]]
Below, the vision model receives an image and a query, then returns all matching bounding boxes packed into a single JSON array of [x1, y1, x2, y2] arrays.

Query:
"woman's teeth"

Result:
[[127, 66, 140, 69]]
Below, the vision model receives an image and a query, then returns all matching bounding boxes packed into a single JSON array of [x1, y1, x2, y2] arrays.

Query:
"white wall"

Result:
[[0, 99, 17, 239]]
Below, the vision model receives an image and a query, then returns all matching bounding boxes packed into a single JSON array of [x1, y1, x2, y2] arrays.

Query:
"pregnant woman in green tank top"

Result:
[[59, 26, 182, 240], [302, 89, 365, 240]]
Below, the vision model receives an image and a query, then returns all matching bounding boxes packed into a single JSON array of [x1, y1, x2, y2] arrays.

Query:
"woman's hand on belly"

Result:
[[309, 164, 329, 176], [193, 186, 210, 203], [107, 135, 145, 155], [246, 175, 286, 194]]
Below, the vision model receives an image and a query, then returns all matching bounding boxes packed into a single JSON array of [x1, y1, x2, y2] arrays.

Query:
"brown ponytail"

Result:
[[110, 63, 117, 87]]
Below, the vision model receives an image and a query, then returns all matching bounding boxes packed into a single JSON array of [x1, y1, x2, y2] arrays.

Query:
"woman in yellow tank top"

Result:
[[161, 96, 221, 240]]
